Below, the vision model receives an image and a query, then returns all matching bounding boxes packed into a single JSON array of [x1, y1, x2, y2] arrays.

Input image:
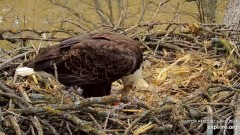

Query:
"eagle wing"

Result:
[[29, 32, 142, 86]]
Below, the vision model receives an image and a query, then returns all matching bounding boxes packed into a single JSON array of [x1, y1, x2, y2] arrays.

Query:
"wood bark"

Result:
[[224, 0, 240, 30]]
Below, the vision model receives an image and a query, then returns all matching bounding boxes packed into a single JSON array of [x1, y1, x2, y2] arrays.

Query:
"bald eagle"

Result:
[[24, 32, 143, 97]]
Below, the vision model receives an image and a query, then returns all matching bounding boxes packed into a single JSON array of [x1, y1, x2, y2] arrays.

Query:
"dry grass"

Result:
[[130, 50, 235, 106]]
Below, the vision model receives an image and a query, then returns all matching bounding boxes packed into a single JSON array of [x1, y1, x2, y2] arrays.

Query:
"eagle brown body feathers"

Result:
[[25, 32, 143, 97]]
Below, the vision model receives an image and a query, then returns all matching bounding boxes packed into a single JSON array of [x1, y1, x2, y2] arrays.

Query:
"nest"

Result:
[[0, 23, 240, 135]]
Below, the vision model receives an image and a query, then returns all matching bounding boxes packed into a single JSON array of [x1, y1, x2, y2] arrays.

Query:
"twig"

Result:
[[0, 50, 34, 69], [61, 112, 106, 135], [178, 121, 190, 135], [65, 122, 73, 135], [29, 125, 36, 135], [114, 11, 124, 30], [9, 116, 23, 135], [74, 95, 122, 108], [133, 122, 157, 135], [123, 110, 152, 135], [30, 116, 43, 135], [17, 84, 32, 103], [154, 30, 177, 55], [138, 0, 149, 24], [106, 0, 114, 26], [88, 113, 103, 130], [103, 110, 111, 130], [2, 95, 122, 117], [93, 0, 111, 26], [207, 84, 239, 92], [63, 19, 88, 32], [39, 119, 59, 135], [150, 40, 182, 52], [53, 63, 59, 82], [0, 88, 31, 107], [151, 0, 170, 21], [2, 37, 63, 42]]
